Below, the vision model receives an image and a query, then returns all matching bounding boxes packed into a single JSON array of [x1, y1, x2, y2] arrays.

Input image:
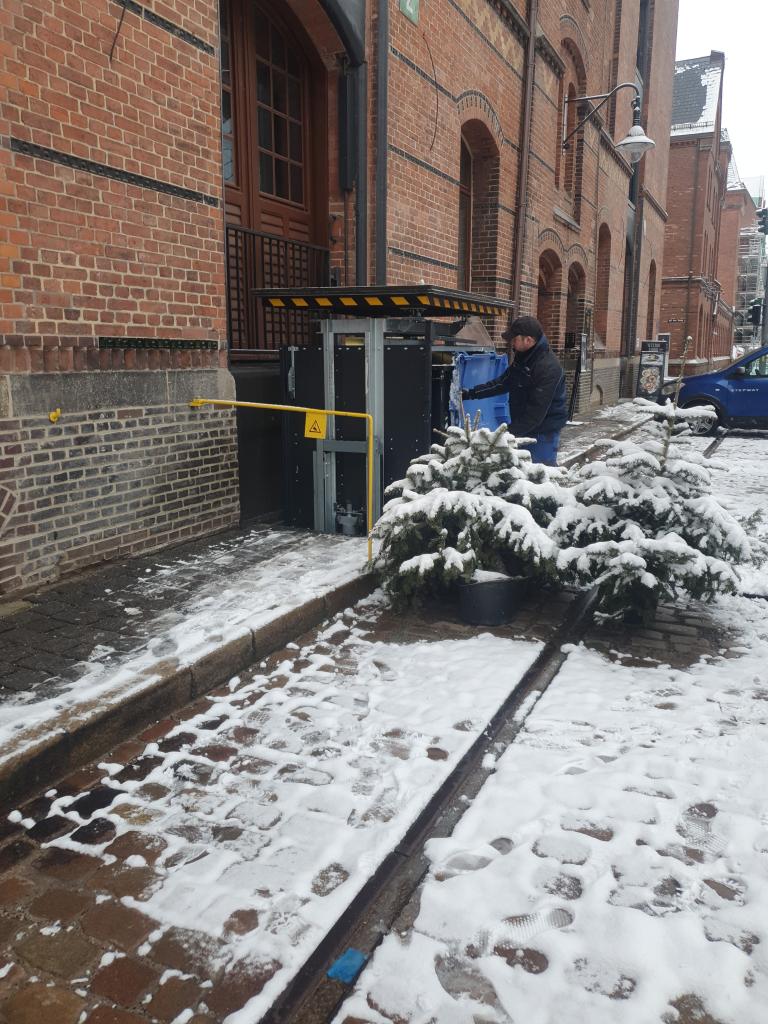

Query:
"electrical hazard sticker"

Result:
[[304, 412, 327, 439]]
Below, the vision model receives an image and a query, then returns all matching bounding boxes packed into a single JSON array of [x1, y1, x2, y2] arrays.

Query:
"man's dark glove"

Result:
[[462, 388, 475, 400]]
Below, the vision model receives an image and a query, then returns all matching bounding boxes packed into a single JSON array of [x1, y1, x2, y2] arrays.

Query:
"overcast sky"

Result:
[[675, 0, 767, 184]]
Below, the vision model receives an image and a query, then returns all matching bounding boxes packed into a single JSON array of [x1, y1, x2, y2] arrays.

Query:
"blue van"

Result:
[[663, 345, 768, 433]]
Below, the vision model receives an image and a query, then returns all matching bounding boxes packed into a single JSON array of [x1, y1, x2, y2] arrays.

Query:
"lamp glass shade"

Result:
[[615, 124, 655, 164]]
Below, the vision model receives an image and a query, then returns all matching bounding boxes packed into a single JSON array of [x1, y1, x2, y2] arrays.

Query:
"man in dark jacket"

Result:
[[462, 315, 567, 465]]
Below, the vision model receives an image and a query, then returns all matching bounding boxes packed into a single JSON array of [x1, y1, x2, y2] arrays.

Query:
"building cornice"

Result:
[[535, 32, 565, 77], [484, 0, 529, 45], [641, 187, 668, 223]]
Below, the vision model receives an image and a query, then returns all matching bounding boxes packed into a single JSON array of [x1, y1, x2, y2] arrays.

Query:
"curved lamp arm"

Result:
[[562, 82, 640, 150]]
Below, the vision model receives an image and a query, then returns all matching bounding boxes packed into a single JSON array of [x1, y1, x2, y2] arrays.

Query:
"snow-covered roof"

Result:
[[671, 53, 724, 137], [727, 153, 744, 192]]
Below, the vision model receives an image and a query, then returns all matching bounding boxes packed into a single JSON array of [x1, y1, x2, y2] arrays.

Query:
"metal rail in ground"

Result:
[[261, 587, 600, 1024]]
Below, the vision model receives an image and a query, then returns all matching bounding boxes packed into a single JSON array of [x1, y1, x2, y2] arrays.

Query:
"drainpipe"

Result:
[[355, 62, 368, 285], [374, 0, 388, 284], [511, 0, 538, 318], [683, 143, 702, 365]]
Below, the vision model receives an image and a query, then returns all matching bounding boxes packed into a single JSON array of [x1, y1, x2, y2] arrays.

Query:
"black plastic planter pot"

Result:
[[456, 577, 529, 626]]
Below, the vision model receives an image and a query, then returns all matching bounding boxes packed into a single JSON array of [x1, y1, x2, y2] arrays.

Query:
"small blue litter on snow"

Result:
[[326, 948, 367, 983]]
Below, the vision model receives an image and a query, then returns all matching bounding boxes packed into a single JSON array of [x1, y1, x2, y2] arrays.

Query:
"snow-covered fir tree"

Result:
[[550, 399, 751, 623], [372, 421, 564, 606]]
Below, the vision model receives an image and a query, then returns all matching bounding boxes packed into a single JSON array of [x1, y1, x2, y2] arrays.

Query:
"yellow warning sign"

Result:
[[304, 412, 327, 439]]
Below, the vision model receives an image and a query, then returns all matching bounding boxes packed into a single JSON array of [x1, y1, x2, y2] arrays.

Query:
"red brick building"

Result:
[[660, 51, 734, 372], [1, 0, 678, 597]]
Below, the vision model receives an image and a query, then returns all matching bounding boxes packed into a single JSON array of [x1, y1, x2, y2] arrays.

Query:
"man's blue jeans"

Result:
[[522, 431, 561, 466]]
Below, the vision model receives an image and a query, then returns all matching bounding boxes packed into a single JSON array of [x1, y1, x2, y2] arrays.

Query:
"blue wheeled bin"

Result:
[[449, 351, 509, 428]]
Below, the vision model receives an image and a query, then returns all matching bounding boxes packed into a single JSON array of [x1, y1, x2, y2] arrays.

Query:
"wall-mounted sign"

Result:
[[400, 0, 420, 25], [304, 412, 327, 439]]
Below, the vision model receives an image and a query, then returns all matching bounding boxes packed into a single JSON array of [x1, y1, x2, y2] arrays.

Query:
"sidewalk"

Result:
[[0, 403, 648, 807], [0, 418, 765, 1024]]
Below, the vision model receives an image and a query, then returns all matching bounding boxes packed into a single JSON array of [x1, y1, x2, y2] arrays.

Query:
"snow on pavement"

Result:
[[30, 594, 542, 1022], [0, 530, 367, 766], [334, 435, 768, 1024], [336, 594, 768, 1024]]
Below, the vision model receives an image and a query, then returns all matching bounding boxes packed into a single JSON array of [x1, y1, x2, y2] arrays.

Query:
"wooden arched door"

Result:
[[222, 0, 326, 239], [222, 0, 328, 350]]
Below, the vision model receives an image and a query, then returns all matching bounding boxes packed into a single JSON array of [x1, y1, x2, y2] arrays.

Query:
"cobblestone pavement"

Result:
[[0, 527, 361, 704], [0, 587, 572, 1024], [0, 575, 747, 1024]]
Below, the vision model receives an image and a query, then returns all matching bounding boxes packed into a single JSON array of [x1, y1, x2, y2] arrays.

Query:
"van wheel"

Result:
[[682, 401, 721, 436]]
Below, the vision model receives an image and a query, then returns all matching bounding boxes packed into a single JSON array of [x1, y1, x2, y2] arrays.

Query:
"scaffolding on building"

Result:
[[735, 226, 767, 346]]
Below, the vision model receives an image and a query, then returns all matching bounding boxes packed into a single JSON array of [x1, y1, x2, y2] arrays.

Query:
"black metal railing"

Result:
[[226, 225, 330, 358]]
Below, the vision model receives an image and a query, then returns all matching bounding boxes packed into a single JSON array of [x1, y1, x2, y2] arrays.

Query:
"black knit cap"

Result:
[[502, 315, 543, 341]]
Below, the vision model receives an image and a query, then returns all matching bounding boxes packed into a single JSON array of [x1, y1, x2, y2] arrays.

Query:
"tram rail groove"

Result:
[[261, 586, 601, 1024]]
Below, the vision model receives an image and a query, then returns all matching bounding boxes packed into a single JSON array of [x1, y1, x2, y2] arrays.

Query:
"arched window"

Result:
[[457, 139, 472, 291], [566, 262, 587, 349], [646, 259, 657, 339], [457, 122, 500, 296], [559, 39, 587, 223], [595, 224, 611, 347], [564, 83, 578, 198], [537, 249, 563, 348]]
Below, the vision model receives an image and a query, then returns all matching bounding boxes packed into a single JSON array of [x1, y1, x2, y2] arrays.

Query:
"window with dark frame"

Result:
[[254, 9, 306, 206], [221, 0, 236, 184]]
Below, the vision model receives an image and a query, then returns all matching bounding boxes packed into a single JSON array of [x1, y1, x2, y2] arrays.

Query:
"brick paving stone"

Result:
[[83, 1007, 149, 1024], [71, 818, 117, 845], [203, 959, 281, 1018], [32, 847, 102, 883], [0, 820, 23, 844], [149, 928, 222, 976], [0, 960, 27, 1001], [137, 717, 178, 743], [28, 886, 91, 923], [90, 862, 156, 900], [90, 955, 159, 1007], [107, 740, 147, 764], [145, 975, 205, 1022], [26, 814, 76, 842], [0, 982, 85, 1024], [113, 756, 164, 784], [103, 831, 167, 865], [13, 929, 99, 976], [0, 876, 35, 909], [81, 901, 157, 951], [59, 764, 108, 793], [0, 840, 34, 873], [0, 915, 22, 946], [66, 785, 124, 819]]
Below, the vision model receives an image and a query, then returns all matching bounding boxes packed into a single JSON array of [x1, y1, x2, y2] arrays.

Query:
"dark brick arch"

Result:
[[460, 119, 501, 298]]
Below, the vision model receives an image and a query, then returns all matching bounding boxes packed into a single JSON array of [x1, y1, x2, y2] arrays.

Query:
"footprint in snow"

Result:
[[433, 850, 495, 880], [675, 804, 726, 856], [433, 954, 506, 1014], [500, 907, 574, 943]]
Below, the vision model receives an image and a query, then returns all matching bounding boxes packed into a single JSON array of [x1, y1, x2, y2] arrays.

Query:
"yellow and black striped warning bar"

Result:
[[254, 285, 513, 318]]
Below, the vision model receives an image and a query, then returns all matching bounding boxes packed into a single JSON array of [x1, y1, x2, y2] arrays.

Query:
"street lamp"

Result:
[[563, 83, 655, 164]]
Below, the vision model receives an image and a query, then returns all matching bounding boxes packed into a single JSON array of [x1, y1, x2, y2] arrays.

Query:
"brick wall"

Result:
[[0, 391, 238, 596], [0, 0, 239, 596]]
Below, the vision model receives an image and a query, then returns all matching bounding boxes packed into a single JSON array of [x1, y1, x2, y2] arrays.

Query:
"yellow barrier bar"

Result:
[[190, 397, 374, 561]]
